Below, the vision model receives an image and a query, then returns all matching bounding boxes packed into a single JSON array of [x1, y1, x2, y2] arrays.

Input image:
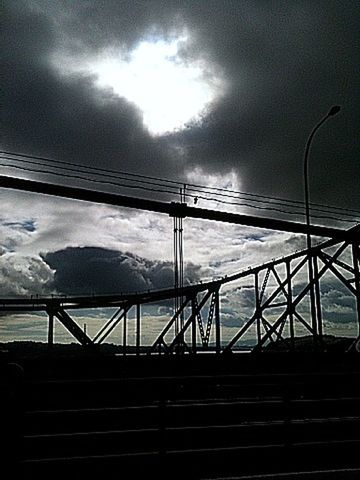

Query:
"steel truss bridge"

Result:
[[1, 175, 359, 353]]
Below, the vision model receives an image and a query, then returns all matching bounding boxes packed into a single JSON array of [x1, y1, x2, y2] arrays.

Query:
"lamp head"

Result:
[[328, 105, 341, 116]]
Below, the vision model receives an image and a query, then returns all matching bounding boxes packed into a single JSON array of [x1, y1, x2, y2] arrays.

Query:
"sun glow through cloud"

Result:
[[88, 36, 222, 135]]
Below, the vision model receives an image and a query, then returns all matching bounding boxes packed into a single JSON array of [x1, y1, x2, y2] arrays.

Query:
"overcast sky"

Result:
[[1, 1, 359, 344]]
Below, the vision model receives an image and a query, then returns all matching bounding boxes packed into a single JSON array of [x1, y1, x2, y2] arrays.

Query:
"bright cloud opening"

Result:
[[85, 36, 223, 135]]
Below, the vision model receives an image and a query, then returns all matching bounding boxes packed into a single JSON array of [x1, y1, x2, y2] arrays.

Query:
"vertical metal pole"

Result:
[[123, 309, 127, 356], [313, 255, 323, 341], [307, 246, 318, 339], [179, 187, 185, 351], [215, 289, 221, 354], [352, 243, 360, 338], [192, 297, 197, 354], [179, 216, 184, 352], [255, 272, 261, 348], [48, 311, 54, 348], [179, 191, 184, 332], [136, 304, 141, 356], [304, 129, 318, 340], [286, 261, 295, 350], [303, 108, 341, 343], [174, 216, 177, 336]]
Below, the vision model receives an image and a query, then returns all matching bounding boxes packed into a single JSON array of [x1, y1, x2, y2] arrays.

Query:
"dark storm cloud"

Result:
[[174, 2, 360, 206], [2, 1, 359, 209], [2, 1, 179, 179], [43, 246, 201, 295]]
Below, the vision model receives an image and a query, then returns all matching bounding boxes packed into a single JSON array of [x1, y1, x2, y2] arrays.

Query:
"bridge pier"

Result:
[[353, 243, 360, 338], [215, 290, 221, 354], [136, 304, 141, 356], [48, 312, 54, 349]]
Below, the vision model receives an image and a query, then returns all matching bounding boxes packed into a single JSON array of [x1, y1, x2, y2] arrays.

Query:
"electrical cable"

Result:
[[2, 154, 360, 220], [1, 161, 357, 224], [2, 150, 359, 216]]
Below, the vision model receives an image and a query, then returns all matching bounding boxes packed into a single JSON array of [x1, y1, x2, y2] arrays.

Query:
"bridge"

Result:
[[1, 174, 359, 352], [2, 174, 360, 479]]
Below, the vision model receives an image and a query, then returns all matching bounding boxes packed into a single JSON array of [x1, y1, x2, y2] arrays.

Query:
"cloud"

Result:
[[2, 1, 181, 182], [43, 246, 202, 296], [1, 0, 359, 342], [0, 216, 38, 255], [220, 311, 244, 329], [0, 253, 54, 297], [321, 286, 358, 324], [3, 1, 359, 210], [0, 312, 48, 341], [172, 2, 360, 208]]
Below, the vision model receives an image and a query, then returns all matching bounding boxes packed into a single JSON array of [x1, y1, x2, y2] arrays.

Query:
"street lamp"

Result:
[[303, 105, 341, 340]]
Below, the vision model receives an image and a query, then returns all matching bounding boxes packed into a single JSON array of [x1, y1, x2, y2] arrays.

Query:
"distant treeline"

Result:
[[0, 335, 356, 359]]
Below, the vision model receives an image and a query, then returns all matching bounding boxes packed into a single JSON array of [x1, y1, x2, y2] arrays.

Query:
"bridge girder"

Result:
[[1, 174, 359, 352], [1, 233, 359, 353]]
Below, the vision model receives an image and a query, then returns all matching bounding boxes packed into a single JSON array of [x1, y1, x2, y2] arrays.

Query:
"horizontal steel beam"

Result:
[[1, 175, 358, 240], [0, 283, 217, 311]]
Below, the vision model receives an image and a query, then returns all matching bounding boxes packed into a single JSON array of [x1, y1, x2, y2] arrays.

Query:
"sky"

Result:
[[1, 0, 359, 346]]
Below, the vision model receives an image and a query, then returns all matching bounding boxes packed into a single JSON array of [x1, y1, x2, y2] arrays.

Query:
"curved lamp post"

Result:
[[303, 105, 341, 340]]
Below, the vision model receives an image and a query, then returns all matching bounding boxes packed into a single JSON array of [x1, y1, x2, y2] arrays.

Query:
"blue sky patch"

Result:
[[3, 219, 36, 232]]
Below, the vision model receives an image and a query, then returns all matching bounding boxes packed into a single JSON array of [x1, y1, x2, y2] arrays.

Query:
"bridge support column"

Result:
[[48, 311, 54, 348], [123, 310, 127, 356], [192, 298, 197, 354], [313, 256, 323, 343], [353, 243, 360, 338], [255, 272, 262, 349], [286, 260, 295, 351], [136, 304, 141, 355], [307, 250, 318, 343], [215, 289, 221, 354]]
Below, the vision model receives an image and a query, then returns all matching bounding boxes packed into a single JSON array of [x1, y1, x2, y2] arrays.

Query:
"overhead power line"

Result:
[[2, 154, 359, 220], [2, 174, 358, 242], [1, 150, 359, 223], [2, 149, 359, 215], [2, 161, 358, 225]]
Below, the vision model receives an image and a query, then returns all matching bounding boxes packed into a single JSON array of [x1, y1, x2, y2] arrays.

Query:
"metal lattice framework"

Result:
[[1, 226, 359, 353], [225, 229, 360, 352], [1, 175, 359, 352]]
